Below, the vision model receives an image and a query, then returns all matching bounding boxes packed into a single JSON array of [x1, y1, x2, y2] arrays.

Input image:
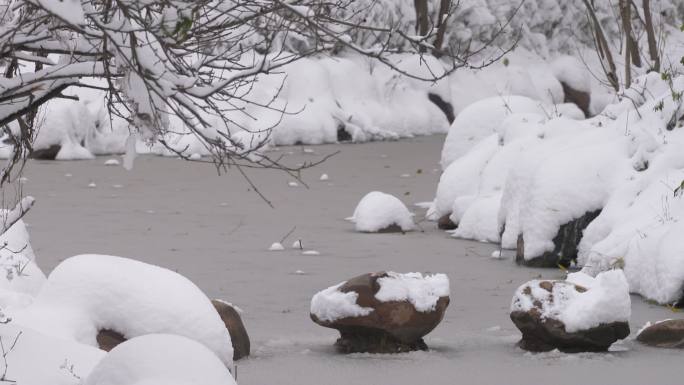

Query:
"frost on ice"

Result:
[[348, 191, 415, 232]]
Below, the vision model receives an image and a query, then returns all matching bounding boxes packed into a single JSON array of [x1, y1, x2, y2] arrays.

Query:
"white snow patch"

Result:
[[104, 159, 120, 166], [375, 272, 450, 312], [311, 282, 373, 322], [268, 242, 285, 251]]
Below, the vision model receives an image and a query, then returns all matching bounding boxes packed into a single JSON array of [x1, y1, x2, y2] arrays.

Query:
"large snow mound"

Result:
[[511, 270, 631, 333], [13, 254, 234, 366], [375, 272, 450, 312], [348, 191, 415, 232], [83, 334, 236, 385]]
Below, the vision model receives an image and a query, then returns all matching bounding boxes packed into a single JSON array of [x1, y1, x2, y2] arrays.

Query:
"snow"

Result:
[[0, 322, 105, 385], [268, 242, 285, 251], [511, 270, 631, 333], [439, 95, 548, 169], [375, 272, 450, 312], [348, 191, 415, 232], [12, 254, 234, 366], [310, 282, 373, 322], [551, 56, 591, 92], [319, 173, 329, 181], [292, 240, 302, 249], [0, 219, 45, 309], [104, 159, 120, 166], [83, 334, 236, 385], [302, 250, 320, 256]]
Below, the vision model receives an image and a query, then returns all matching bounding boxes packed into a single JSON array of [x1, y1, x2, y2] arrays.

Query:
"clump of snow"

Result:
[[311, 282, 373, 322], [83, 334, 236, 385], [13, 254, 234, 366], [511, 270, 631, 333], [292, 240, 302, 249], [288, 181, 299, 187], [302, 250, 320, 256], [375, 272, 450, 312], [104, 159, 120, 166], [319, 173, 329, 181], [268, 242, 285, 251], [88, 182, 97, 188], [348, 191, 415, 232]]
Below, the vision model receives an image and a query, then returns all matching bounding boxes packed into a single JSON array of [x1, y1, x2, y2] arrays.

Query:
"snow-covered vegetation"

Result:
[[3, 0, 684, 383]]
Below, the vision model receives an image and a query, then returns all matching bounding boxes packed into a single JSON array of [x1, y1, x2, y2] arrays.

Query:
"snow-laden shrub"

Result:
[[431, 71, 684, 304], [83, 334, 236, 385], [14, 254, 234, 366]]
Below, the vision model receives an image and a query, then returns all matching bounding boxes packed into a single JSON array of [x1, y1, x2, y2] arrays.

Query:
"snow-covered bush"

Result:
[[430, 68, 684, 304], [348, 192, 415, 233], [13, 254, 234, 366]]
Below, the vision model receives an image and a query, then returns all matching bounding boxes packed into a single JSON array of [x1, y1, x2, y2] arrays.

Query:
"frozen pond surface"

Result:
[[22, 134, 683, 385]]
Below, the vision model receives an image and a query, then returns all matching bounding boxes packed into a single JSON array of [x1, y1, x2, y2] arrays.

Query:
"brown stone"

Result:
[[437, 214, 457, 230], [561, 81, 591, 118], [96, 329, 126, 351], [212, 299, 251, 360], [311, 272, 449, 353], [636, 319, 684, 348]]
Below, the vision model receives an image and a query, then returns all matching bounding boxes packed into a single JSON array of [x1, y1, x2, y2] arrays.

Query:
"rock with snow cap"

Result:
[[311, 271, 449, 353], [510, 270, 631, 352]]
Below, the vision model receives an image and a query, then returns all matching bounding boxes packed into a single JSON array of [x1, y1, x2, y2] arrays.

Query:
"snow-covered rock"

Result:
[[13, 254, 234, 366], [510, 270, 631, 352], [348, 191, 415, 233], [83, 334, 236, 385], [311, 272, 450, 353]]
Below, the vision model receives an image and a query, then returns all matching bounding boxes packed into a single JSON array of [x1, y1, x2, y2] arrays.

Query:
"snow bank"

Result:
[[0, 219, 45, 310], [83, 334, 236, 385], [375, 272, 449, 312], [1, 322, 105, 385], [348, 191, 415, 232], [433, 70, 684, 305], [439, 95, 547, 169], [310, 282, 373, 322], [510, 270, 631, 332], [14, 254, 234, 366]]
